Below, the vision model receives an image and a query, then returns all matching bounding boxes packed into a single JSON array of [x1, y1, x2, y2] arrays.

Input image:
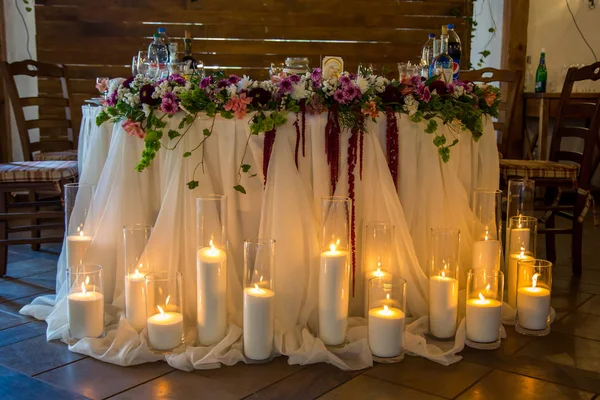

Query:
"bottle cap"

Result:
[[447, 24, 455, 30], [429, 33, 436, 39], [541, 48, 546, 53], [442, 25, 448, 35], [153, 33, 160, 39], [158, 27, 166, 33]]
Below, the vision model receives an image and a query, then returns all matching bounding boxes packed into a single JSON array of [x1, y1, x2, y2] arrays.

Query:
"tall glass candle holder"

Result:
[[123, 224, 153, 332], [362, 223, 394, 317], [319, 196, 351, 347], [516, 259, 552, 336], [65, 183, 94, 268], [472, 189, 502, 272], [428, 228, 460, 340], [243, 239, 275, 361], [368, 275, 406, 362], [465, 269, 504, 350], [145, 271, 184, 352], [67, 264, 104, 340], [506, 179, 535, 223], [196, 195, 228, 346], [506, 216, 537, 308]]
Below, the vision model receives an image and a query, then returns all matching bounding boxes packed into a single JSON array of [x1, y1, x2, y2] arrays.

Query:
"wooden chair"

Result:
[[499, 62, 600, 276], [0, 60, 79, 275], [1, 60, 77, 162], [460, 68, 523, 158]]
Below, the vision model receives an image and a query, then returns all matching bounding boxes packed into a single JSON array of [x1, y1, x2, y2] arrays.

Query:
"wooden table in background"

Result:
[[524, 92, 600, 160]]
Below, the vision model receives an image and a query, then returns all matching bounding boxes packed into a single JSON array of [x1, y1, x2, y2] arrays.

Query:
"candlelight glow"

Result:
[[157, 305, 165, 317], [81, 282, 86, 294], [79, 230, 84, 237], [478, 292, 485, 301], [208, 239, 219, 256], [166, 295, 171, 306], [375, 268, 384, 277], [329, 243, 337, 252], [532, 273, 541, 289], [441, 271, 446, 278], [485, 284, 491, 292], [520, 248, 525, 258], [386, 293, 390, 301]]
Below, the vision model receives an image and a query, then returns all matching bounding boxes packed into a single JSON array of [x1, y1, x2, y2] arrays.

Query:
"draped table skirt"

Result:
[[23, 111, 502, 370]]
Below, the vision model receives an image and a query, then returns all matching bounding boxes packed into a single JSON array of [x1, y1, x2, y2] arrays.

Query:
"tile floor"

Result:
[[0, 219, 599, 399]]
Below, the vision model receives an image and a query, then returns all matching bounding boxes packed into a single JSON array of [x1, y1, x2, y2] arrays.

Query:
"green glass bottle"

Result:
[[535, 49, 547, 93]]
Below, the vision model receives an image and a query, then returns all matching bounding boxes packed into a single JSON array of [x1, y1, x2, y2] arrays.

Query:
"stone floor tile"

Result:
[[317, 375, 445, 399]]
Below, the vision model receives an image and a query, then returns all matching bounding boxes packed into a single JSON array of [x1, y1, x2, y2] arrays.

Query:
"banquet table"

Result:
[[23, 109, 502, 370]]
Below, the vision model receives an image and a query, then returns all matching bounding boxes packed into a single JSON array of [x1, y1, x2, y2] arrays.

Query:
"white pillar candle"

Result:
[[507, 252, 535, 308], [196, 243, 228, 346], [68, 283, 104, 339], [517, 274, 551, 330], [429, 274, 459, 339], [509, 227, 530, 253], [466, 294, 502, 343], [319, 244, 349, 346], [243, 285, 275, 361], [472, 238, 501, 272], [66, 233, 92, 267], [125, 269, 148, 332], [368, 305, 405, 358], [147, 306, 184, 351], [363, 267, 392, 317]]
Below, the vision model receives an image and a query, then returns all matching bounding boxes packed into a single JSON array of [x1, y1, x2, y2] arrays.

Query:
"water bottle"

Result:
[[421, 33, 436, 79], [434, 26, 453, 83], [158, 27, 170, 61], [428, 39, 441, 79], [447, 24, 462, 80], [148, 33, 169, 79]]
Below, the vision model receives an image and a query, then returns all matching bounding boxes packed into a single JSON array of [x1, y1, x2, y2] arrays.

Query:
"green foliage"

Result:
[[233, 185, 247, 194]]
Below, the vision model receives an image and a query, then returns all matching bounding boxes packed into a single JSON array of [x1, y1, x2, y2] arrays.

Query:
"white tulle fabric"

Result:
[[22, 111, 500, 370]]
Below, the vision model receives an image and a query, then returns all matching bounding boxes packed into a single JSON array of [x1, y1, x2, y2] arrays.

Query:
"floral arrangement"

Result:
[[96, 69, 500, 193]]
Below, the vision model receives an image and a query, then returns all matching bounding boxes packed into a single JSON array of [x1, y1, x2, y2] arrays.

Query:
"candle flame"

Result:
[[260, 275, 263, 283], [85, 276, 90, 285], [165, 295, 170, 306], [375, 268, 383, 277], [134, 269, 139, 275], [520, 248, 525, 258], [532, 273, 541, 289], [478, 292, 485, 301], [254, 284, 260, 292], [207, 240, 219, 257], [329, 243, 337, 252], [383, 305, 389, 312], [81, 282, 86, 294], [79, 230, 84, 237], [157, 305, 165, 317], [441, 271, 446, 278], [386, 293, 390, 301], [485, 233, 489, 241]]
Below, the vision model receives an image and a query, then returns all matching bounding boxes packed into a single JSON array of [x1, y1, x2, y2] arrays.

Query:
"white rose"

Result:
[[356, 76, 369, 94], [237, 76, 252, 91], [226, 84, 237, 97], [291, 83, 308, 100]]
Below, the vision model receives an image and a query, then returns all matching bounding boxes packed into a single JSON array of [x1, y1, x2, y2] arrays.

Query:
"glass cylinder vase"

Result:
[[516, 259, 552, 336], [506, 179, 535, 222], [67, 264, 104, 340], [123, 224, 153, 332], [472, 189, 502, 272], [145, 271, 184, 352], [64, 183, 94, 268], [243, 239, 275, 361], [319, 196, 351, 347], [368, 275, 406, 362], [196, 195, 228, 346], [362, 223, 394, 317], [506, 216, 538, 308], [428, 228, 460, 340], [465, 269, 504, 350]]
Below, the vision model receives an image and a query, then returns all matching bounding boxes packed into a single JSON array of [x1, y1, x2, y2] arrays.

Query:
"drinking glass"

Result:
[[131, 56, 138, 76], [137, 50, 151, 78]]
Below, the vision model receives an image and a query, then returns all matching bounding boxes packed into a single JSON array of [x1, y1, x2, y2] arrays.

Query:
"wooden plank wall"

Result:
[[34, 0, 472, 132]]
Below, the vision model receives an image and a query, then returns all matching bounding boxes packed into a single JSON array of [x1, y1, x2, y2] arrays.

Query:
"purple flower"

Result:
[[279, 77, 293, 94], [380, 85, 401, 103], [289, 74, 301, 84], [200, 76, 213, 89], [420, 86, 431, 103], [217, 79, 230, 89], [154, 78, 167, 86], [410, 75, 421, 86], [162, 92, 177, 103], [106, 90, 118, 106], [168, 73, 186, 86], [344, 84, 360, 101], [333, 89, 346, 104], [429, 80, 448, 96], [339, 75, 351, 86], [348, 73, 357, 81], [311, 68, 322, 88], [226, 74, 241, 85], [248, 87, 271, 107], [139, 84, 157, 105], [122, 76, 134, 89], [160, 97, 178, 114]]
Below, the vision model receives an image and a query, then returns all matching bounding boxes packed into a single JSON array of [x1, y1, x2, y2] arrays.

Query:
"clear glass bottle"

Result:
[[428, 39, 441, 79], [421, 33, 435, 79], [434, 25, 453, 82], [283, 57, 310, 75], [148, 33, 169, 79]]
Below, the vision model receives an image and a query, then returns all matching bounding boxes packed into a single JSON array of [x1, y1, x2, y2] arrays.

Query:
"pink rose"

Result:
[[95, 78, 108, 93], [484, 92, 497, 107], [122, 120, 146, 139]]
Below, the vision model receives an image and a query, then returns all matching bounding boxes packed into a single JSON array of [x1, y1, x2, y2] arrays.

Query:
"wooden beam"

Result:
[[0, 0, 11, 162], [501, 0, 529, 159]]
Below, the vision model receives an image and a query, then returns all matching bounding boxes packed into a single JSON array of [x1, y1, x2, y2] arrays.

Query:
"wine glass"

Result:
[[137, 50, 150, 77], [131, 56, 138, 76]]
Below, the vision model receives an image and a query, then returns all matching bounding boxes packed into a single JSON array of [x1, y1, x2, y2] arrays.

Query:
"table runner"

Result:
[[22, 111, 500, 370]]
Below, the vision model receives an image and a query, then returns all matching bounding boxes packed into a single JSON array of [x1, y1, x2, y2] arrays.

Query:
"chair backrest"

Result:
[[0, 60, 75, 161], [549, 62, 600, 189], [459, 68, 523, 157]]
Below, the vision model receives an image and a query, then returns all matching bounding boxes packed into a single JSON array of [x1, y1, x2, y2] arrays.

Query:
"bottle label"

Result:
[[452, 61, 460, 80], [436, 68, 453, 83]]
